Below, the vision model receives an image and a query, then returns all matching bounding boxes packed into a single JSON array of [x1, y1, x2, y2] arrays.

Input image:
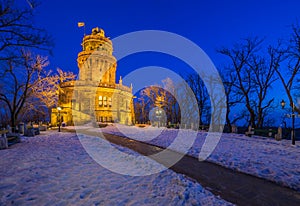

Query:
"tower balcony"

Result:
[[60, 80, 75, 88], [60, 80, 132, 94]]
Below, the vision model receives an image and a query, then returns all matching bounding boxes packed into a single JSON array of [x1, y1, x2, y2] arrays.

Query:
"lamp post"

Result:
[[281, 100, 296, 145], [57, 106, 62, 132]]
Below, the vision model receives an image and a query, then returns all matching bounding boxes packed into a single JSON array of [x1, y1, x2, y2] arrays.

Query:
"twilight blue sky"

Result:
[[33, 0, 300, 74], [31, 0, 300, 126]]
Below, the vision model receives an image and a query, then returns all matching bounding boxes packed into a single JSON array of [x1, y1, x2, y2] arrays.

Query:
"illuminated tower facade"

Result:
[[51, 27, 134, 126]]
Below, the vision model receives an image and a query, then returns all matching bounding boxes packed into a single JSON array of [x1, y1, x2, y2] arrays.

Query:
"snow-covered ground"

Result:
[[79, 124, 300, 192], [0, 130, 233, 205]]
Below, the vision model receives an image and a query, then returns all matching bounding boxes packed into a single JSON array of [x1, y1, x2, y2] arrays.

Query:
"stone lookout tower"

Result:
[[51, 27, 134, 126], [77, 27, 116, 84]]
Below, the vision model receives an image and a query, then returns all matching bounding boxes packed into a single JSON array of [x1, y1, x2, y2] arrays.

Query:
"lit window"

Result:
[[103, 96, 107, 106], [108, 97, 112, 107], [99, 96, 103, 106]]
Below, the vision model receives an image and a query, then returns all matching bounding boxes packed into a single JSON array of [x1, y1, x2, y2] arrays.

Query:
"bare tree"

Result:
[[185, 73, 210, 126], [249, 46, 283, 127], [274, 24, 300, 113], [221, 68, 243, 132], [219, 37, 280, 128], [134, 89, 152, 124], [133, 98, 143, 124], [162, 78, 180, 124], [0, 0, 52, 128], [218, 38, 260, 127], [30, 68, 76, 119], [134, 78, 181, 125], [0, 0, 52, 59], [142, 85, 168, 123], [0, 50, 49, 130], [199, 73, 227, 132]]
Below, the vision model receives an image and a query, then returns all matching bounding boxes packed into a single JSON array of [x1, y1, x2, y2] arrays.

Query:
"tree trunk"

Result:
[[11, 112, 16, 132], [226, 108, 232, 133]]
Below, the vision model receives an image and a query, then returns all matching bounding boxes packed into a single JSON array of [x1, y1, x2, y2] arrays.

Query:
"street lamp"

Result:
[[281, 99, 296, 145], [57, 106, 62, 132], [280, 99, 286, 108], [155, 108, 162, 128]]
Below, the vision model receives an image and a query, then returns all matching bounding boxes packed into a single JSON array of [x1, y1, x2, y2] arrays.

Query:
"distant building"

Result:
[[51, 27, 134, 126]]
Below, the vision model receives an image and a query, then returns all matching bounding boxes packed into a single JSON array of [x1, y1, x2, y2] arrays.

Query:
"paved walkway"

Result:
[[73, 129, 300, 206]]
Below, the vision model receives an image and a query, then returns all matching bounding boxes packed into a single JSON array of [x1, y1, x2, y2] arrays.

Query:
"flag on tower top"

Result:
[[78, 22, 85, 27]]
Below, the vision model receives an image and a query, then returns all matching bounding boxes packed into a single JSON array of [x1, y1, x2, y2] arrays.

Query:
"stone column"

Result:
[[275, 127, 282, 141], [0, 130, 8, 150], [7, 125, 11, 133], [18, 122, 24, 134]]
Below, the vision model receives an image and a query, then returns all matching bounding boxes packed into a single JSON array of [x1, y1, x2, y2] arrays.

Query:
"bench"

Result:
[[245, 126, 254, 136], [6, 133, 21, 146], [245, 127, 276, 138]]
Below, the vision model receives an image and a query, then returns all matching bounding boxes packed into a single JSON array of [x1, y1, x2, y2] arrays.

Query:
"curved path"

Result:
[[72, 129, 300, 206]]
